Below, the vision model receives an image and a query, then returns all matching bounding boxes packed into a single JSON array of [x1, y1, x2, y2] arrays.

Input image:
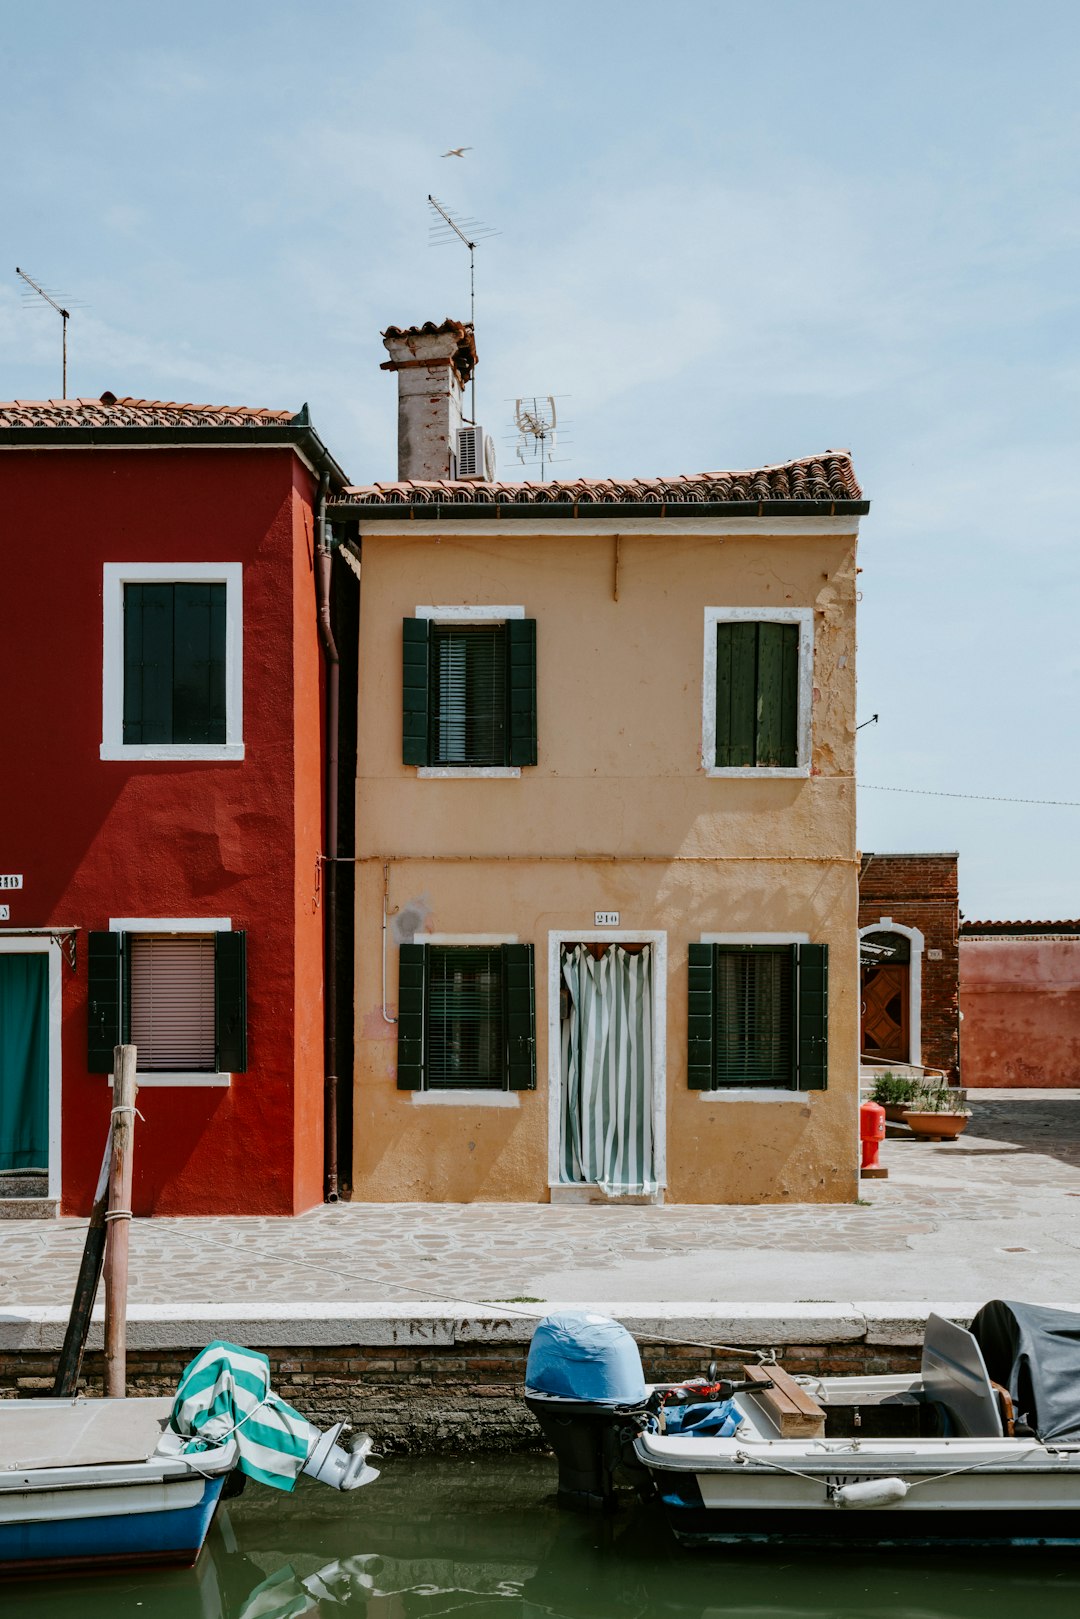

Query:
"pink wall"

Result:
[[960, 937, 1080, 1088], [1, 447, 325, 1214]]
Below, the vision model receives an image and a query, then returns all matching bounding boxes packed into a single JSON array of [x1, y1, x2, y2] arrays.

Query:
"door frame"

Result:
[[0, 934, 63, 1200], [859, 919, 924, 1066], [546, 929, 668, 1194]]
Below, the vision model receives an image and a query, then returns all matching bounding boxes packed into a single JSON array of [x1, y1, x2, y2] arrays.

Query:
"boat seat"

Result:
[[921, 1313, 1005, 1439]]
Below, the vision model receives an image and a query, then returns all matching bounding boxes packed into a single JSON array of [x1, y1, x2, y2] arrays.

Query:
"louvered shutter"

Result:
[[715, 621, 757, 767], [795, 942, 828, 1090], [503, 943, 536, 1090], [430, 625, 507, 766], [396, 943, 426, 1090], [402, 618, 430, 766], [87, 931, 123, 1072], [756, 622, 799, 767], [714, 945, 795, 1086], [426, 946, 504, 1086], [215, 931, 247, 1073], [686, 942, 715, 1090], [507, 619, 537, 767]]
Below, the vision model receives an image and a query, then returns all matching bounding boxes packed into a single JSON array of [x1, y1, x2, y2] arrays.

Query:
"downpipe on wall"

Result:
[[314, 470, 341, 1202]]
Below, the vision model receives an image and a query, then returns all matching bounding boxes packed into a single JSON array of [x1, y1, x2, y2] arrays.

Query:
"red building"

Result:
[[0, 394, 354, 1216]]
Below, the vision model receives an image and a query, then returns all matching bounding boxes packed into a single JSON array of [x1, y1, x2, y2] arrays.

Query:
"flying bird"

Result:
[[441, 146, 472, 158]]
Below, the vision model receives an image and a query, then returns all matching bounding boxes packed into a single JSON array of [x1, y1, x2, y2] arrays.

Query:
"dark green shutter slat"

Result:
[[503, 943, 536, 1090], [756, 622, 799, 768], [124, 583, 173, 744], [507, 619, 537, 767], [716, 621, 757, 767], [687, 942, 716, 1089], [214, 931, 247, 1072], [87, 932, 122, 1072], [396, 943, 426, 1089], [402, 618, 430, 766], [796, 942, 828, 1090]]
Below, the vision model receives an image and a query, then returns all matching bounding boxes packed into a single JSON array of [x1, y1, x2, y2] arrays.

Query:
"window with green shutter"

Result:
[[396, 943, 536, 1090], [687, 942, 828, 1091], [124, 583, 227, 745], [402, 617, 537, 768], [86, 929, 247, 1076], [714, 618, 801, 769]]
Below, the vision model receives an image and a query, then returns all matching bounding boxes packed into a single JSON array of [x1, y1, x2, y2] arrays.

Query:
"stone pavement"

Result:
[[2, 1091, 1079, 1310]]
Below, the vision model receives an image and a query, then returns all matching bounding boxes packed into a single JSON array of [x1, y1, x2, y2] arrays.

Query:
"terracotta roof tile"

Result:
[[0, 392, 297, 429], [336, 451, 863, 509]]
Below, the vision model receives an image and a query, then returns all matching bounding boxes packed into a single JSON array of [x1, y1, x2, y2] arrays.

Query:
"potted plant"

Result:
[[903, 1082, 971, 1142], [869, 1072, 920, 1123]]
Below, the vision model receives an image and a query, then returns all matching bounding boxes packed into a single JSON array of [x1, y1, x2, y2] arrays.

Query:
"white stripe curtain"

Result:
[[560, 944, 655, 1194]]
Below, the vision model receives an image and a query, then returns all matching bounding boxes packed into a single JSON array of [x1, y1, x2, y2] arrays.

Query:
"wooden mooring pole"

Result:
[[103, 1046, 138, 1399]]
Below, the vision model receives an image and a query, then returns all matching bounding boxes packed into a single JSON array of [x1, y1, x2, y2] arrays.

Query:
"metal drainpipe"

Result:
[[314, 470, 341, 1201]]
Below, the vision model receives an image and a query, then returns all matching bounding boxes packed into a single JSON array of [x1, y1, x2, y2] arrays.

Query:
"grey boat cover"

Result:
[[969, 1299, 1080, 1443]]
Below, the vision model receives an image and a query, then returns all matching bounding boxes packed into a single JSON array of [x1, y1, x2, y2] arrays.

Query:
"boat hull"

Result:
[[0, 1473, 226, 1577]]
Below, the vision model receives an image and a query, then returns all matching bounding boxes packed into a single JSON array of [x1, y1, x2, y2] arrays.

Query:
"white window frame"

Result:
[[696, 930, 813, 1101], [546, 929, 668, 1199], [101, 562, 244, 762], [0, 934, 63, 1201], [414, 605, 524, 779], [702, 606, 814, 778], [107, 916, 232, 1086], [859, 918, 925, 1067], [406, 933, 522, 1106]]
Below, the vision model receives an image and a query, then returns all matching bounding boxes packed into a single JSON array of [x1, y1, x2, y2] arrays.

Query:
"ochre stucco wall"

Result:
[[960, 937, 1080, 1088], [353, 524, 860, 1203]]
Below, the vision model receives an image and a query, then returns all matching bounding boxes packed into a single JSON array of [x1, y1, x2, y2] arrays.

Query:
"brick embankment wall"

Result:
[[0, 1340, 923, 1454]]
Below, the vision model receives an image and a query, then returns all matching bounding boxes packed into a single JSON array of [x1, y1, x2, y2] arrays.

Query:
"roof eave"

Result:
[[328, 497, 870, 522], [0, 423, 350, 490]]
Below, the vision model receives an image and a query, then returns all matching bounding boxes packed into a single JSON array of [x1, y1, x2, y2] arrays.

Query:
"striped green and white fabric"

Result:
[[170, 1340, 318, 1491], [560, 943, 655, 1194]]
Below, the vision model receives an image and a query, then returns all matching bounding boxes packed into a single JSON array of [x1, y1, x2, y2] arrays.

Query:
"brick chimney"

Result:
[[380, 318, 478, 481]]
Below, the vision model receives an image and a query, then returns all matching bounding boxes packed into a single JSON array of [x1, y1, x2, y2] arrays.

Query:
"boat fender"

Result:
[[831, 1476, 910, 1509]]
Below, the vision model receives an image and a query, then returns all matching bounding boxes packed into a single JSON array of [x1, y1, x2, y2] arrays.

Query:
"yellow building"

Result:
[[330, 320, 868, 1205]]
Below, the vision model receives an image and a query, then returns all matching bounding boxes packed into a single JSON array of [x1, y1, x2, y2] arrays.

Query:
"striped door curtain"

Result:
[[560, 944, 655, 1194]]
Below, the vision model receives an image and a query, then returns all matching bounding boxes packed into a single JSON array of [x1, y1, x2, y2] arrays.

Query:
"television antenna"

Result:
[[427, 195, 498, 423], [16, 267, 77, 398], [513, 396, 563, 479]]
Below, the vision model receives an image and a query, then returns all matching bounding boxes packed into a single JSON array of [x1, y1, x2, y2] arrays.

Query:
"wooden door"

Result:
[[861, 964, 909, 1063]]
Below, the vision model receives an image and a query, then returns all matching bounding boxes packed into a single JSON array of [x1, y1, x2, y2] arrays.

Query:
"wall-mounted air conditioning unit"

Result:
[[456, 425, 496, 482]]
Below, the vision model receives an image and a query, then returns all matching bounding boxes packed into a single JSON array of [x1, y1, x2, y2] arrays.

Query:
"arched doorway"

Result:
[[861, 928, 914, 1064]]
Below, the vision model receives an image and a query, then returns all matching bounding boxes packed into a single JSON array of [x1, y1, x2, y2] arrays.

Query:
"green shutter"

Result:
[[173, 583, 227, 744], [402, 618, 430, 766], [795, 942, 828, 1090], [715, 621, 757, 767], [87, 931, 122, 1072], [687, 942, 716, 1090], [503, 943, 536, 1090], [214, 931, 247, 1072], [396, 942, 426, 1090], [124, 583, 173, 744], [756, 622, 799, 768], [507, 618, 537, 767]]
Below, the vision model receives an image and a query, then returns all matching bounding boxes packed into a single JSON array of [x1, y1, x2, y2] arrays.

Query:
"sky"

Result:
[[4, 0, 1080, 920]]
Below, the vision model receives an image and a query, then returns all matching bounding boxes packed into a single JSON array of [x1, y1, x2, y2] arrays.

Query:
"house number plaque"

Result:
[[0, 876, 23, 889], [0, 906, 8, 921], [594, 912, 620, 927]]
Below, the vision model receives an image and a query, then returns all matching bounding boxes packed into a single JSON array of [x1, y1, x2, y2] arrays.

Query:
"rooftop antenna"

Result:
[[427, 195, 498, 424], [16, 267, 74, 398], [513, 396, 559, 480]]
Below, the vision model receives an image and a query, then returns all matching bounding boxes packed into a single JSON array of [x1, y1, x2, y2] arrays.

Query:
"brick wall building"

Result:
[[858, 853, 960, 1079]]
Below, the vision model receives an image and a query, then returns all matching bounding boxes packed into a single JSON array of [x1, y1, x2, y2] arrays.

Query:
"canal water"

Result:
[[8, 1454, 1080, 1618]]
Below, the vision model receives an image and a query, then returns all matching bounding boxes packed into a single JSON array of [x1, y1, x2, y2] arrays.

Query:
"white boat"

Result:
[[525, 1302, 1080, 1547], [0, 1343, 379, 1578]]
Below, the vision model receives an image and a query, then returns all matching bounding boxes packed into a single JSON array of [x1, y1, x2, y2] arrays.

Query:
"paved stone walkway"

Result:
[[2, 1091, 1079, 1307]]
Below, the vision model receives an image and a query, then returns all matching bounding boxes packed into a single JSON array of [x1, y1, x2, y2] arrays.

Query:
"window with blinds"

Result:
[[123, 582, 227, 745], [425, 946, 504, 1088], [430, 624, 508, 767], [714, 946, 794, 1085], [128, 935, 216, 1072]]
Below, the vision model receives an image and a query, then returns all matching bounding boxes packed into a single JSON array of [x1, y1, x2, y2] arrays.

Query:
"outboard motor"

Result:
[[524, 1312, 650, 1510]]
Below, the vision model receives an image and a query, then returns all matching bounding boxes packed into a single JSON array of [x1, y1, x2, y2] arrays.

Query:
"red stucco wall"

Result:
[[960, 937, 1080, 1088], [1, 447, 325, 1214]]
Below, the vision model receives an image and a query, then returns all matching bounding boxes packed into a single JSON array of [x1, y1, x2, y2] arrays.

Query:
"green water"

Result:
[[7, 1455, 1080, 1618]]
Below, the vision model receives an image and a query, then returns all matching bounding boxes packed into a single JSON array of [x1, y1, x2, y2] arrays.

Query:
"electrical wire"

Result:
[[863, 785, 1080, 809]]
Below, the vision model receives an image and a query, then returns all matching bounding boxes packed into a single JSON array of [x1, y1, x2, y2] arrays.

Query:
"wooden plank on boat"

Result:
[[741, 1363, 826, 1438]]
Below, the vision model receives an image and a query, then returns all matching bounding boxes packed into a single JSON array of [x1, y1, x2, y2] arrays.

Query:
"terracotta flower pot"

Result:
[[903, 1110, 970, 1142], [883, 1105, 911, 1123]]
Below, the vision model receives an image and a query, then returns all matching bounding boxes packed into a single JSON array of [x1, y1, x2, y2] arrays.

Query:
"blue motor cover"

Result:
[[526, 1312, 647, 1405]]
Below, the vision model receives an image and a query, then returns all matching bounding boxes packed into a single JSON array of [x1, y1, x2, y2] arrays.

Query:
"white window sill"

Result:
[[410, 1089, 520, 1107], [703, 764, 811, 779], [107, 1073, 232, 1088], [416, 767, 521, 779], [100, 743, 245, 762], [699, 1088, 807, 1102]]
